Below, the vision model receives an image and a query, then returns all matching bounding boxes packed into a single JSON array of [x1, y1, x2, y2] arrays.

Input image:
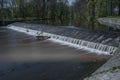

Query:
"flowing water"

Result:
[[0, 27, 110, 80], [8, 23, 119, 54]]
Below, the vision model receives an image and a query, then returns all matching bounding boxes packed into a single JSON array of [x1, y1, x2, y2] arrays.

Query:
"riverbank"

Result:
[[84, 45, 120, 80]]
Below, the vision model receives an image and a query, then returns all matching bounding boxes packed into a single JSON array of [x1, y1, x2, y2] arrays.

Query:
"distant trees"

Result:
[[1, 0, 120, 30], [87, 0, 96, 29], [94, 0, 120, 17], [70, 0, 120, 29], [0, 0, 4, 20], [0, 0, 71, 25], [86, 0, 120, 30], [0, 0, 9, 20], [0, 0, 70, 21], [72, 0, 88, 27]]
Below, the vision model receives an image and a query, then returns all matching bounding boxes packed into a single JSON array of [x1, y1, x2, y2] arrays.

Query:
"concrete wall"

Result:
[[98, 18, 120, 29], [84, 47, 120, 80]]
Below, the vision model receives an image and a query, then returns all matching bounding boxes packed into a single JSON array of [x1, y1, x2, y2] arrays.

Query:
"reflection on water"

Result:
[[0, 27, 110, 80]]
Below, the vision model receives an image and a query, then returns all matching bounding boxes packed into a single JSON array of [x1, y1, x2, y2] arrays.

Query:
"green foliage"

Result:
[[0, 0, 70, 22], [1, 0, 120, 30], [86, 0, 120, 30]]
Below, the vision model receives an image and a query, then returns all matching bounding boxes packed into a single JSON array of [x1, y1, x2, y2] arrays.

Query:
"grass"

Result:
[[110, 66, 120, 73], [92, 66, 120, 76]]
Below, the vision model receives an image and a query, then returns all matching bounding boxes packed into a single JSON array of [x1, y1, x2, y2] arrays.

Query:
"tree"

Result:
[[72, 0, 88, 27]]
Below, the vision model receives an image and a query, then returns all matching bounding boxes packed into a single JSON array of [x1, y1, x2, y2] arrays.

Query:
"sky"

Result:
[[68, 0, 74, 5]]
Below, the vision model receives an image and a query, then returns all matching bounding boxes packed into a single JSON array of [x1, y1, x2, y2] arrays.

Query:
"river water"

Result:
[[0, 27, 110, 80]]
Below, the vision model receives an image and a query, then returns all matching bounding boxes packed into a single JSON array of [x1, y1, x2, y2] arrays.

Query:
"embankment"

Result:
[[84, 47, 120, 80]]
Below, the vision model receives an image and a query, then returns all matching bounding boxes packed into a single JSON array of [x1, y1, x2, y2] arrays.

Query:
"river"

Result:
[[0, 26, 110, 80]]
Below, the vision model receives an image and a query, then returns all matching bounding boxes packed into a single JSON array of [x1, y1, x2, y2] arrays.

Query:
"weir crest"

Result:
[[7, 23, 118, 55]]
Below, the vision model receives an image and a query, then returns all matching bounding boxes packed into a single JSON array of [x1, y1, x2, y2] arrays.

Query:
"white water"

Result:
[[7, 26, 118, 55]]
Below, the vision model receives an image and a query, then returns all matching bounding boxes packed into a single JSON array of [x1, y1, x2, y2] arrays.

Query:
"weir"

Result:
[[7, 24, 118, 55]]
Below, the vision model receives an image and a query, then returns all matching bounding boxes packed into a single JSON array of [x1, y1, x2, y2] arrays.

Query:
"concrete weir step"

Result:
[[7, 23, 118, 55]]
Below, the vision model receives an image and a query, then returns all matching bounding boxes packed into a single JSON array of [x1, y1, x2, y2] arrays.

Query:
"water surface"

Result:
[[0, 27, 109, 80]]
